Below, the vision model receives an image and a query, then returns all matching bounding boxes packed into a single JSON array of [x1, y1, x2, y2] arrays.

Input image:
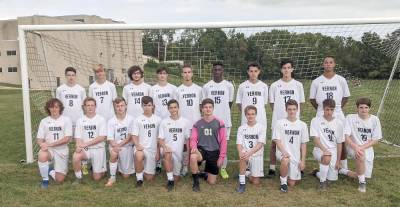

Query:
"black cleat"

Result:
[[136, 180, 143, 188], [311, 168, 319, 178], [265, 169, 276, 178], [236, 184, 246, 193], [166, 180, 174, 192], [192, 182, 200, 192], [318, 181, 327, 191], [156, 167, 162, 174], [280, 184, 288, 193]]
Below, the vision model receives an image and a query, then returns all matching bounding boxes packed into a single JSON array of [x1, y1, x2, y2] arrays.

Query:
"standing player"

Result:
[[56, 67, 86, 126], [268, 59, 305, 177], [175, 64, 202, 175], [37, 98, 72, 188], [150, 67, 177, 119], [236, 62, 268, 127], [72, 97, 107, 183], [123, 65, 151, 118], [310, 99, 344, 191], [190, 98, 227, 192], [158, 99, 191, 191], [236, 105, 266, 193], [105, 97, 135, 187], [309, 56, 350, 171], [343, 98, 382, 192], [131, 96, 162, 187], [202, 62, 234, 179], [273, 100, 309, 192], [88, 64, 117, 121]]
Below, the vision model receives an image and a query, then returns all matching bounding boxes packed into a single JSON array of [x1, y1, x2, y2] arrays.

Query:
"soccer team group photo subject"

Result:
[[36, 56, 382, 194]]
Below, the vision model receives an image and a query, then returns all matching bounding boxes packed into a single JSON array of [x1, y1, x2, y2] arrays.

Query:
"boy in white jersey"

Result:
[[236, 105, 266, 193], [273, 99, 309, 192], [72, 97, 107, 183], [158, 99, 190, 191], [268, 59, 305, 177], [123, 65, 151, 118], [131, 96, 162, 187], [105, 97, 135, 187], [37, 98, 72, 188], [175, 64, 202, 176], [88, 64, 117, 120], [150, 67, 177, 119], [202, 62, 234, 179], [309, 56, 350, 171], [56, 67, 86, 126], [236, 62, 268, 127], [310, 99, 344, 191], [343, 98, 382, 193]]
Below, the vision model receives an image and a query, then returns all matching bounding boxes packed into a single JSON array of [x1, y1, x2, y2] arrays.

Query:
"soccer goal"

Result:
[[18, 18, 400, 163]]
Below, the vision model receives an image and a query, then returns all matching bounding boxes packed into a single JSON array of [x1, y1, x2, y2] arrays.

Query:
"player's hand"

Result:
[[355, 147, 365, 159], [112, 146, 121, 153], [239, 151, 246, 160], [78, 143, 87, 149], [335, 160, 340, 170], [217, 158, 224, 167], [136, 145, 144, 151], [191, 148, 199, 154], [322, 150, 332, 156], [242, 151, 251, 160], [39, 142, 48, 151], [164, 146, 172, 153], [282, 151, 290, 158], [75, 146, 82, 153], [299, 160, 306, 171]]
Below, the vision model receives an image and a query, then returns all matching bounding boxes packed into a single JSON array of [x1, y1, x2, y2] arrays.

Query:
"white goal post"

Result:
[[18, 17, 400, 163]]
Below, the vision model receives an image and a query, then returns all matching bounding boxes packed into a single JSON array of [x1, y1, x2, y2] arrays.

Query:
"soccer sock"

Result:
[[269, 164, 276, 171], [239, 174, 246, 185], [222, 156, 228, 169], [49, 169, 56, 180], [109, 161, 117, 178], [339, 168, 349, 175], [319, 164, 329, 182], [38, 161, 49, 181], [358, 174, 366, 183], [167, 172, 174, 181], [340, 159, 348, 169], [75, 171, 82, 179], [316, 172, 321, 179], [280, 176, 288, 185], [192, 173, 199, 184], [136, 172, 144, 181]]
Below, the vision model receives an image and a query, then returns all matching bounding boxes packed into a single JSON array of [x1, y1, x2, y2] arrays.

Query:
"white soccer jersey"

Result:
[[150, 83, 177, 119], [131, 114, 161, 152], [309, 74, 350, 117], [310, 116, 344, 150], [158, 117, 190, 154], [269, 79, 305, 129], [236, 80, 268, 126], [74, 114, 107, 149], [88, 80, 117, 120], [175, 83, 202, 128], [272, 119, 309, 163], [107, 114, 134, 147], [37, 115, 73, 150], [202, 80, 234, 127], [123, 82, 151, 118], [56, 84, 86, 125], [236, 123, 266, 157], [344, 114, 382, 145]]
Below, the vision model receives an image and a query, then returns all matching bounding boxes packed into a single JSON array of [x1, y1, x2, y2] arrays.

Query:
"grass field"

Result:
[[1, 78, 400, 206]]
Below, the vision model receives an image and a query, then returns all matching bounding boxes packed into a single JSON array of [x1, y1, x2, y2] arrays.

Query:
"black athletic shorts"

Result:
[[198, 148, 220, 175]]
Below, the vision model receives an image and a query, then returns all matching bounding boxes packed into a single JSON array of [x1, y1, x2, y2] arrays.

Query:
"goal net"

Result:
[[19, 18, 400, 163]]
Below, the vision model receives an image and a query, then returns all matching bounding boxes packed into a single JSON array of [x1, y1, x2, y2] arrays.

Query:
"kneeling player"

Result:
[[236, 105, 266, 193], [273, 99, 309, 192], [158, 99, 190, 191], [37, 98, 72, 188], [72, 97, 107, 184], [343, 98, 382, 192], [190, 98, 227, 192], [131, 96, 161, 187], [105, 97, 135, 187], [310, 99, 344, 191]]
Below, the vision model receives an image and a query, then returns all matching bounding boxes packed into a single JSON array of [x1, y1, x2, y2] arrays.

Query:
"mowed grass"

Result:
[[1, 77, 400, 206]]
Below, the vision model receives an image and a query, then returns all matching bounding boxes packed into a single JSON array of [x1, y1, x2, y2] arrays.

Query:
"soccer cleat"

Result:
[[72, 178, 82, 185], [301, 170, 305, 177], [245, 170, 251, 178], [265, 169, 276, 178], [311, 168, 319, 178], [220, 168, 229, 179], [40, 180, 49, 189], [358, 182, 366, 193], [156, 166, 162, 174], [136, 180, 143, 188], [82, 164, 89, 175], [192, 182, 200, 192], [105, 178, 116, 187], [236, 184, 246, 193], [180, 166, 188, 177], [166, 180, 174, 192], [280, 184, 288, 193], [318, 181, 327, 191]]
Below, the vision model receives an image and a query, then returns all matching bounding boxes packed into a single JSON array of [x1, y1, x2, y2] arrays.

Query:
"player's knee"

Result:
[[135, 151, 144, 161], [207, 178, 217, 185], [190, 154, 199, 162], [322, 155, 331, 164], [281, 157, 289, 166], [38, 151, 49, 162]]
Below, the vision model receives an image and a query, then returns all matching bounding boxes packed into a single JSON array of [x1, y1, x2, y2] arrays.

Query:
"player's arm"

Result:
[[236, 103, 242, 113], [309, 80, 318, 110], [274, 139, 290, 158], [341, 97, 349, 109], [131, 135, 143, 150], [118, 134, 132, 147], [335, 142, 342, 169], [269, 103, 274, 111], [158, 138, 171, 153], [37, 138, 49, 151], [300, 143, 307, 170], [47, 135, 71, 148], [360, 139, 379, 150], [313, 136, 330, 155], [345, 134, 364, 158], [189, 126, 199, 153], [310, 99, 318, 110], [299, 103, 304, 112], [81, 135, 106, 148]]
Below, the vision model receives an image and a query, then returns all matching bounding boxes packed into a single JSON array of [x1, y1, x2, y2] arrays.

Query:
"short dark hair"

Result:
[[201, 98, 214, 108], [167, 99, 179, 108], [280, 59, 294, 68], [128, 65, 143, 80], [247, 62, 261, 70], [44, 98, 64, 116], [156, 66, 169, 74], [113, 97, 126, 105], [356, 97, 371, 108], [65, 66, 76, 74], [141, 96, 153, 105], [93, 64, 105, 73], [182, 64, 192, 70], [212, 62, 224, 67], [285, 99, 298, 109], [83, 97, 96, 106], [324, 55, 336, 62], [323, 99, 336, 109], [244, 105, 257, 115]]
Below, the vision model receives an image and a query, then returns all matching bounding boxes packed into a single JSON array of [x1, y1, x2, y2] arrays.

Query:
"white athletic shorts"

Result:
[[171, 151, 183, 176], [83, 147, 107, 173], [110, 145, 135, 175], [47, 147, 69, 175], [313, 147, 338, 181], [134, 148, 156, 175], [247, 155, 264, 177], [346, 146, 374, 178], [276, 151, 301, 180]]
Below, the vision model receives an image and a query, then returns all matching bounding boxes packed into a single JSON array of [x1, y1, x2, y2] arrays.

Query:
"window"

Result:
[[7, 50, 16, 56], [8, 67, 17, 72]]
